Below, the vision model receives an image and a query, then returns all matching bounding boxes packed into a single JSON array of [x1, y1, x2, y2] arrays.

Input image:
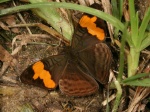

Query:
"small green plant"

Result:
[[111, 0, 150, 111]]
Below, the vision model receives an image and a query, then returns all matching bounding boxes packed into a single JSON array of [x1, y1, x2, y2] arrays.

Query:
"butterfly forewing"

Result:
[[70, 4, 112, 84], [20, 54, 67, 89], [71, 4, 108, 51], [59, 62, 99, 97]]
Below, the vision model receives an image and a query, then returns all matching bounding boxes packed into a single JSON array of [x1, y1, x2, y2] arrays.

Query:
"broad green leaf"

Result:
[[29, 0, 74, 41]]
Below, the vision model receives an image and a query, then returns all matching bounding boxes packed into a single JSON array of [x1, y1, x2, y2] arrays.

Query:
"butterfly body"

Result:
[[20, 3, 112, 97]]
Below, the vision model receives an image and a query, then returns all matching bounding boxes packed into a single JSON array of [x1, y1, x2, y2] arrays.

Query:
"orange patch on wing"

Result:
[[32, 61, 56, 88], [79, 15, 105, 41]]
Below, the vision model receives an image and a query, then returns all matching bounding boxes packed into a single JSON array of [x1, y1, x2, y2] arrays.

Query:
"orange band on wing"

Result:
[[79, 15, 105, 41], [32, 61, 56, 88]]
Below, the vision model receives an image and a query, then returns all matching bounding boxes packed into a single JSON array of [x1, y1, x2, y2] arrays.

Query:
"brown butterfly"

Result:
[[20, 3, 112, 97]]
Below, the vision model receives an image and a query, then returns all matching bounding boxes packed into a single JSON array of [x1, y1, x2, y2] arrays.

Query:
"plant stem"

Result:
[[117, 23, 128, 82], [112, 80, 122, 112], [127, 47, 140, 77]]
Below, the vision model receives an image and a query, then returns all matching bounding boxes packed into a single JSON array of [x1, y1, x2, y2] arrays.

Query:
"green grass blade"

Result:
[[129, 0, 139, 47], [119, 0, 123, 20], [140, 32, 150, 51], [122, 73, 149, 83], [0, 2, 125, 32], [0, 0, 11, 3], [122, 78, 150, 87], [138, 7, 150, 46], [111, 0, 120, 19]]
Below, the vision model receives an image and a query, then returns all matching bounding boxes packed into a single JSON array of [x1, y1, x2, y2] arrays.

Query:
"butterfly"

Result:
[[20, 3, 112, 97]]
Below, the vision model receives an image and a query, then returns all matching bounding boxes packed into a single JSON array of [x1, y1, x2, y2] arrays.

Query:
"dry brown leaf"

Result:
[[0, 21, 10, 31], [0, 45, 18, 76], [5, 15, 16, 26], [0, 45, 13, 62], [11, 28, 20, 33]]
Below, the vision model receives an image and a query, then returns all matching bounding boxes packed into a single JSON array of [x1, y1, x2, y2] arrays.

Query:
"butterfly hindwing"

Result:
[[78, 43, 112, 84], [59, 62, 99, 97]]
